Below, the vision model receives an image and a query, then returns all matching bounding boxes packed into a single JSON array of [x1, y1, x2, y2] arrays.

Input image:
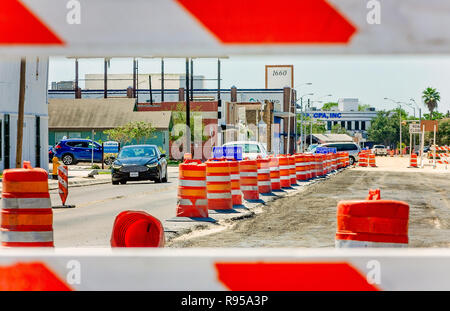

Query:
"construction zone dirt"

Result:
[[169, 169, 450, 248]]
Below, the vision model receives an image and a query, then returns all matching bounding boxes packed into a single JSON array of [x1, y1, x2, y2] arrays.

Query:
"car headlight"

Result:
[[112, 162, 122, 169], [146, 162, 158, 168]]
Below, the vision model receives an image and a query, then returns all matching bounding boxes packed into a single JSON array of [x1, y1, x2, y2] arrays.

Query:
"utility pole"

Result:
[[190, 58, 194, 101], [16, 58, 26, 168], [185, 58, 191, 153], [161, 58, 164, 102], [308, 99, 312, 146], [300, 97, 303, 152], [149, 75, 153, 104]]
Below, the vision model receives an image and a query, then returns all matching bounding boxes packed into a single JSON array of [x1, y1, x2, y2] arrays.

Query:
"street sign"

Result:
[[2, 0, 450, 56], [420, 120, 439, 132], [265, 65, 294, 89], [103, 141, 119, 154], [409, 123, 421, 134], [213, 146, 243, 161]]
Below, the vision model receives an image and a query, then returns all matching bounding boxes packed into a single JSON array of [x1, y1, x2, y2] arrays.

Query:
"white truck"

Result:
[[372, 145, 388, 156]]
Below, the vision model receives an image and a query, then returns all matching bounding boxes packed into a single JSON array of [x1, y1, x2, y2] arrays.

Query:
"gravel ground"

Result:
[[169, 166, 450, 248]]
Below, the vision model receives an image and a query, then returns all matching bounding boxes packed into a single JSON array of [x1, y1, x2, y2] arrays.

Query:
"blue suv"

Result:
[[53, 139, 103, 165]]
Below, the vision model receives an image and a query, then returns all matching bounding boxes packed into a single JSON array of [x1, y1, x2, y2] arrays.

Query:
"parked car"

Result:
[[111, 145, 168, 185], [372, 145, 388, 156], [53, 138, 103, 165], [309, 142, 361, 165], [222, 141, 268, 160]]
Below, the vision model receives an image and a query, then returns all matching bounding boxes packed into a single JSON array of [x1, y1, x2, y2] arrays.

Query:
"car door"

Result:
[[87, 141, 103, 161]]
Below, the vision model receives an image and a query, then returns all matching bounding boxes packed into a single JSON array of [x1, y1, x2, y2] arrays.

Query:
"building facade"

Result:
[[0, 58, 49, 171]]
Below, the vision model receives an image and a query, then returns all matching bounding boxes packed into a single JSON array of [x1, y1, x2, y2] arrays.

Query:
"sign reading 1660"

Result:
[[272, 70, 288, 76], [265, 65, 293, 89]]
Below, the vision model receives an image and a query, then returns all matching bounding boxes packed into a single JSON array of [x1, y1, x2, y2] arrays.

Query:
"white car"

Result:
[[222, 141, 268, 160]]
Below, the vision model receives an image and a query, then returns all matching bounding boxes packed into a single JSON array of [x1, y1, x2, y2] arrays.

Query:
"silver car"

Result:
[[309, 142, 361, 165]]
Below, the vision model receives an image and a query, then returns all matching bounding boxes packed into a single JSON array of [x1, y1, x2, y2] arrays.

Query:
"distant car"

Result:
[[111, 145, 168, 185], [222, 141, 268, 160], [372, 145, 388, 156], [309, 142, 361, 165], [53, 138, 103, 165]]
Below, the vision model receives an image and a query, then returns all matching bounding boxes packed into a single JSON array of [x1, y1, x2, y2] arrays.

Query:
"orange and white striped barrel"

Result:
[[331, 153, 337, 171], [278, 155, 291, 188], [269, 156, 281, 191], [315, 154, 324, 177], [358, 151, 369, 167], [336, 197, 409, 248], [257, 158, 272, 193], [310, 154, 318, 179], [295, 154, 307, 181], [320, 154, 327, 176], [303, 154, 312, 180], [239, 160, 259, 200], [344, 152, 350, 167], [326, 153, 333, 174], [369, 153, 377, 167], [339, 152, 346, 169], [288, 155, 297, 185], [177, 162, 208, 218], [206, 161, 232, 210], [1, 163, 53, 247], [409, 154, 418, 167], [229, 160, 242, 206], [58, 165, 68, 205]]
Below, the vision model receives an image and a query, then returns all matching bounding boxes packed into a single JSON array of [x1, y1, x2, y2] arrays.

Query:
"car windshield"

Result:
[[307, 144, 318, 152], [226, 143, 261, 153], [118, 146, 157, 158], [374, 145, 385, 148]]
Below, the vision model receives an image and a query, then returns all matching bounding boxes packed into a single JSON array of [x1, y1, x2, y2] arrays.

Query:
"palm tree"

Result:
[[422, 87, 441, 119]]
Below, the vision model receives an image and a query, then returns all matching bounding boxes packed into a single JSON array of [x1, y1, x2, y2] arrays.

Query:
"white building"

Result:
[[304, 98, 377, 137], [0, 58, 49, 171]]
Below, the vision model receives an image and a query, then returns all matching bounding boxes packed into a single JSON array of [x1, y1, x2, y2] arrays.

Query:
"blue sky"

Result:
[[49, 55, 450, 115]]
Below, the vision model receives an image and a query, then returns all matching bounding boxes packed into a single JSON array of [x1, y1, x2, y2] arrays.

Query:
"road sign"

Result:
[[265, 65, 294, 89], [213, 146, 243, 161], [409, 123, 421, 134], [420, 120, 439, 132], [2, 0, 450, 56], [103, 141, 119, 154]]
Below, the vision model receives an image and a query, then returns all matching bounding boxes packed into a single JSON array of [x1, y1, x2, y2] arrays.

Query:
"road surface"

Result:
[[51, 169, 179, 247]]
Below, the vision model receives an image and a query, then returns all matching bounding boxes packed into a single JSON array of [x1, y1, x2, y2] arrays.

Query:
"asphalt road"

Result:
[[50, 170, 179, 247]]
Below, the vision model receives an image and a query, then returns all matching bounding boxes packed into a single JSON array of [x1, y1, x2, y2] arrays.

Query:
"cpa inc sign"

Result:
[[305, 112, 343, 119], [265, 65, 293, 89]]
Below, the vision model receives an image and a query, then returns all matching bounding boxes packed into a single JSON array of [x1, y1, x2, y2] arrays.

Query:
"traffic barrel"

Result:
[[206, 160, 232, 210], [335, 191, 409, 248], [111, 211, 165, 247], [344, 152, 350, 167], [331, 153, 337, 171], [324, 153, 331, 174], [304, 154, 312, 180], [369, 153, 377, 167], [278, 155, 291, 188], [295, 154, 307, 181], [239, 159, 259, 200], [315, 154, 324, 177], [409, 154, 418, 168], [310, 154, 317, 179], [269, 156, 281, 191], [288, 155, 297, 185], [257, 158, 272, 193], [358, 151, 369, 167], [1, 163, 53, 247], [176, 162, 208, 218], [229, 160, 243, 206]]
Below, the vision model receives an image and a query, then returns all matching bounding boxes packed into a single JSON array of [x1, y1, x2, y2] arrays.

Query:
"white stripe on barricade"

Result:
[[1, 231, 54, 243], [241, 186, 258, 191], [2, 198, 52, 210], [178, 180, 206, 187], [240, 172, 258, 177], [206, 175, 230, 182], [177, 199, 208, 206], [207, 192, 232, 199], [2, 249, 450, 290]]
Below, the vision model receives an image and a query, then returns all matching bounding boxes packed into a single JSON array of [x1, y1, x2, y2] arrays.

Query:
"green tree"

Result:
[[367, 109, 409, 147], [358, 104, 371, 111], [104, 121, 156, 145], [436, 119, 450, 146], [321, 102, 338, 111], [297, 116, 326, 135], [422, 87, 441, 119], [170, 103, 208, 142], [330, 124, 348, 134], [423, 111, 445, 120]]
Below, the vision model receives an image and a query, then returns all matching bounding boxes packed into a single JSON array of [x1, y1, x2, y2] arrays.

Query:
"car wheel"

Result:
[[112, 180, 119, 185], [62, 154, 75, 165], [349, 156, 355, 165], [120, 180, 127, 185], [155, 168, 163, 183], [162, 167, 168, 183]]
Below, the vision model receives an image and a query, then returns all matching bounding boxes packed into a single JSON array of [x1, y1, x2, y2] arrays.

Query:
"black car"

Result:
[[111, 145, 168, 185]]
